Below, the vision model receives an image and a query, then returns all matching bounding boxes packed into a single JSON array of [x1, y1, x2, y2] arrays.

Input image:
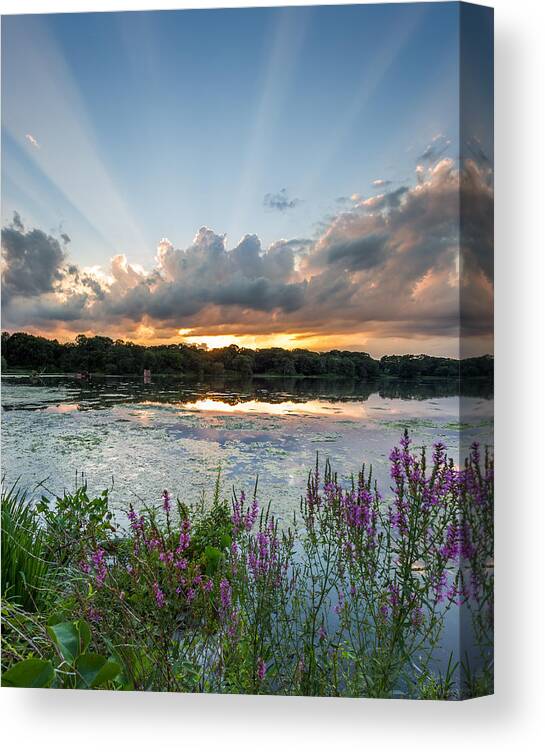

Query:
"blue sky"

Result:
[[0, 4, 493, 355], [2, 4, 460, 265]]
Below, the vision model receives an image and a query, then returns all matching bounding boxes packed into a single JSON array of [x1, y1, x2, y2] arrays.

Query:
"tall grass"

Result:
[[1, 483, 55, 612]]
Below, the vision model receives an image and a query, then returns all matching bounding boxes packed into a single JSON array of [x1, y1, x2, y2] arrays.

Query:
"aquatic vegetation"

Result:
[[1, 433, 493, 698]]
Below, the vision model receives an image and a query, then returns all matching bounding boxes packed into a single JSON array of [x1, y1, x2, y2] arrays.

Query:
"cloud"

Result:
[[326, 233, 388, 271], [356, 186, 408, 212], [418, 134, 451, 164], [1, 213, 67, 298], [371, 179, 392, 188], [1, 155, 493, 352], [24, 133, 40, 149], [263, 188, 301, 212]]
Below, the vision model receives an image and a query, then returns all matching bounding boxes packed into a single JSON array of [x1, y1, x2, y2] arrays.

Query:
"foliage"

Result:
[[2, 615, 121, 689], [1, 435, 493, 698], [36, 487, 115, 565], [1, 330, 493, 382], [1, 483, 56, 612]]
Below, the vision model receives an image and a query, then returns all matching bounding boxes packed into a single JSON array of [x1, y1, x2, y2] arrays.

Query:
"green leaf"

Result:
[[76, 620, 92, 655], [75, 654, 121, 688], [2, 658, 54, 688], [47, 621, 80, 664]]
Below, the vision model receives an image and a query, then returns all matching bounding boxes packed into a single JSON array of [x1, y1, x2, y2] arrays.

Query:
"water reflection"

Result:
[[1, 373, 493, 413]]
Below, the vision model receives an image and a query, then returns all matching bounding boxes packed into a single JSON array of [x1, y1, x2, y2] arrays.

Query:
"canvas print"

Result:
[[1, 2, 493, 699]]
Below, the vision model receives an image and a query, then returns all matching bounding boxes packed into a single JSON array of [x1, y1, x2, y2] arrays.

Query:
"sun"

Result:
[[177, 330, 300, 350]]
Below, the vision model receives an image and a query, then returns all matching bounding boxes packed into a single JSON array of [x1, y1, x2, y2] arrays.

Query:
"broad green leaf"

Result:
[[47, 621, 80, 664], [76, 653, 121, 688], [2, 659, 54, 688]]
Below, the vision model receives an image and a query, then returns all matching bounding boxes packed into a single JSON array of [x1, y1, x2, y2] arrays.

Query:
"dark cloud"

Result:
[[94, 227, 307, 325], [1, 156, 493, 349], [81, 274, 106, 300], [1, 214, 66, 299], [292, 157, 492, 342], [263, 188, 301, 212], [12, 211, 24, 231], [326, 233, 388, 271]]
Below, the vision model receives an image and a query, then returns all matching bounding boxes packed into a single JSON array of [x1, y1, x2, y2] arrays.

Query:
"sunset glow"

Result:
[[1, 6, 493, 358]]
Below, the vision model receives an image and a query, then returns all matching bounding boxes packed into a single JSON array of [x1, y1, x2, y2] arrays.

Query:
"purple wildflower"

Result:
[[162, 489, 171, 514], [91, 547, 107, 588], [87, 607, 102, 623], [219, 578, 232, 612], [178, 519, 191, 552], [153, 581, 165, 608], [257, 657, 267, 682]]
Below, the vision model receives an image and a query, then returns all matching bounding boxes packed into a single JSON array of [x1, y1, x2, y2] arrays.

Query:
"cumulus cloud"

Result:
[[1, 156, 493, 351], [1, 215, 68, 298], [263, 188, 301, 212], [371, 179, 392, 188]]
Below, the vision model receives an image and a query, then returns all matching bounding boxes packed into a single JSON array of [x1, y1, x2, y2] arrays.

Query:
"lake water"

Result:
[[1, 375, 493, 525], [1, 374, 494, 683]]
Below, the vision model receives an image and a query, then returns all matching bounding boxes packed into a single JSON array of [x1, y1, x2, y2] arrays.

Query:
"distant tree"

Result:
[[0, 330, 493, 384], [232, 354, 253, 378]]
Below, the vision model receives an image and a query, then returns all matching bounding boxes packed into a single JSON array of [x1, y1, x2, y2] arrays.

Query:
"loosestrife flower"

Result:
[[432, 571, 447, 604], [127, 506, 145, 535], [178, 519, 191, 552], [440, 522, 476, 562], [227, 610, 239, 640], [219, 579, 232, 613], [231, 491, 259, 532], [257, 657, 267, 682], [411, 607, 424, 628], [87, 607, 102, 623], [162, 489, 171, 514], [153, 581, 166, 608], [90, 547, 107, 588]]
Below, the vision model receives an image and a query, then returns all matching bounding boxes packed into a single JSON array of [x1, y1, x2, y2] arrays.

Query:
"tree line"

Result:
[[0, 331, 493, 382]]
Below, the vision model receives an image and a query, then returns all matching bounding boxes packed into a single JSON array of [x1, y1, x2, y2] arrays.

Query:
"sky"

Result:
[[1, 3, 493, 357]]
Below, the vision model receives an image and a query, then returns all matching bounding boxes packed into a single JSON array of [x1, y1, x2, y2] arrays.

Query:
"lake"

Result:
[[1, 375, 493, 525], [1, 373, 494, 682]]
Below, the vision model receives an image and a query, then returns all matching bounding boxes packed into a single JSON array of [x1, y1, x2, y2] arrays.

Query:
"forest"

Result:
[[0, 331, 493, 382]]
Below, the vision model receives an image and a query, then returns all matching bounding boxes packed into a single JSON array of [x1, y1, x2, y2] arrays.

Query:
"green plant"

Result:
[[1, 483, 55, 612], [36, 487, 115, 564], [2, 616, 121, 689], [1, 436, 493, 698]]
